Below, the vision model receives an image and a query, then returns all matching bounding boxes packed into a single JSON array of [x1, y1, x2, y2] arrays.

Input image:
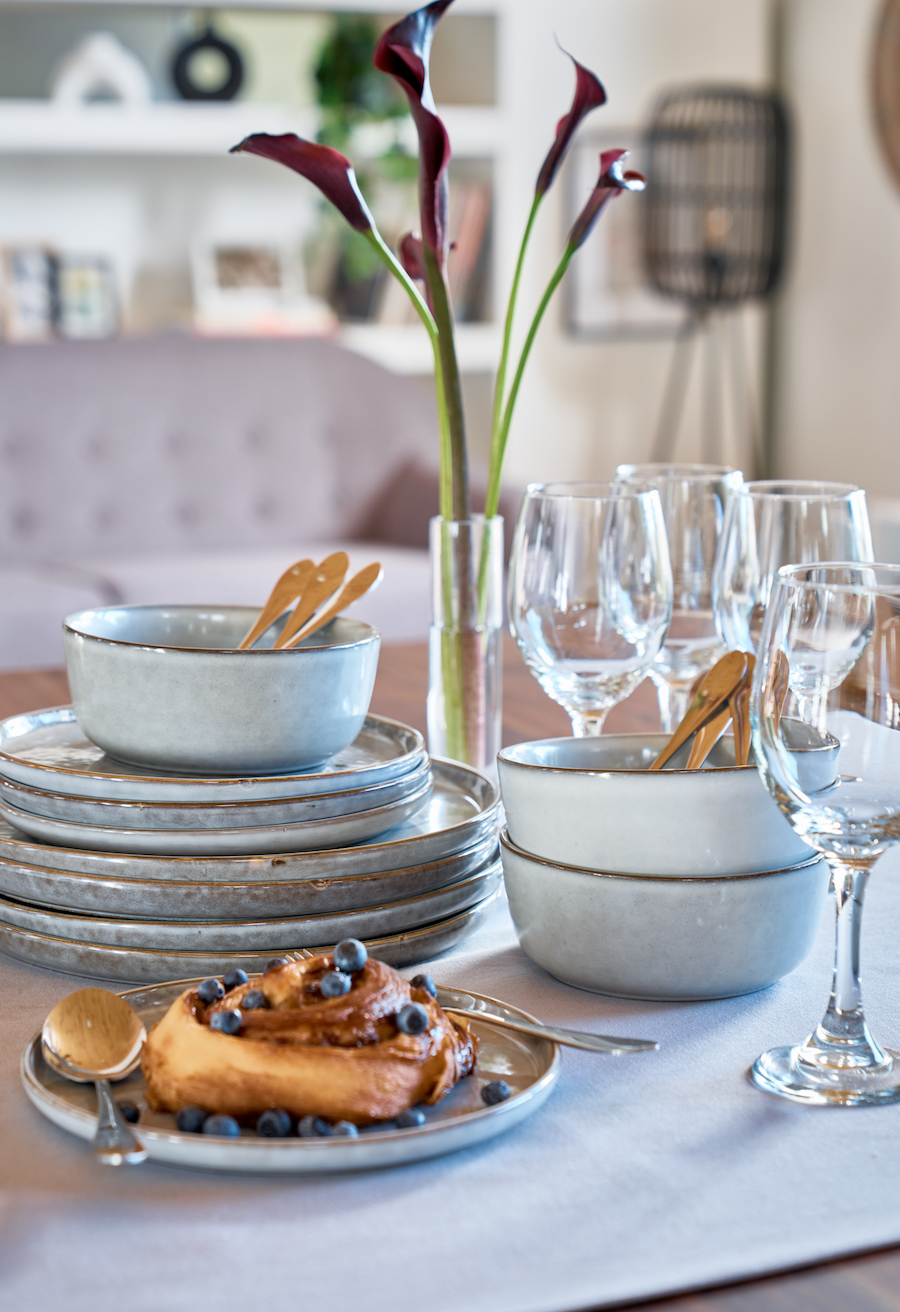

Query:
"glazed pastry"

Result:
[[142, 951, 477, 1125]]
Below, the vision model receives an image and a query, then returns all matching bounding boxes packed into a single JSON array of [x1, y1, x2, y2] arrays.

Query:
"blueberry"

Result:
[[410, 973, 437, 998], [298, 1115, 332, 1138], [256, 1108, 292, 1138], [242, 989, 269, 1010], [395, 1001, 429, 1035], [481, 1080, 511, 1106], [117, 1099, 140, 1124], [320, 970, 351, 998], [266, 956, 290, 972], [176, 1105, 206, 1133], [333, 938, 367, 974], [197, 977, 224, 1004], [210, 1008, 242, 1035], [202, 1114, 240, 1137], [223, 968, 248, 992], [332, 1120, 359, 1138], [396, 1108, 426, 1128]]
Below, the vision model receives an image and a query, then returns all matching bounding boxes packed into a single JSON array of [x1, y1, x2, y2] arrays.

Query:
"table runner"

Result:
[[2, 850, 900, 1312]]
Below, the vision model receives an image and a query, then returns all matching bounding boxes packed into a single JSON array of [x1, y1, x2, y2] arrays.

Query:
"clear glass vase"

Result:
[[427, 515, 504, 778]]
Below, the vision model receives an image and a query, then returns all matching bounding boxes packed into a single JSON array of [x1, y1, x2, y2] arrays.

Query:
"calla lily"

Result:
[[535, 54, 607, 196], [230, 133, 375, 233], [399, 231, 427, 283], [568, 149, 646, 248]]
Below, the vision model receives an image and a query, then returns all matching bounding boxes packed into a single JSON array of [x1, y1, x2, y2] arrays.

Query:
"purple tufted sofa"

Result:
[[0, 334, 517, 671]]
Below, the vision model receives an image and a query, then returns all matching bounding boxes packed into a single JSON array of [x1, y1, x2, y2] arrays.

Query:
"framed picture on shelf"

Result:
[[0, 247, 57, 342], [191, 242, 335, 336], [57, 255, 118, 339], [564, 130, 684, 340]]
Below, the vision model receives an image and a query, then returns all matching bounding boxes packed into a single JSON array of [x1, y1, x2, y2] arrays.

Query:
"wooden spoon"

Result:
[[770, 649, 790, 740], [273, 552, 349, 649], [281, 562, 383, 648], [238, 558, 315, 650], [730, 653, 756, 767], [649, 650, 748, 771], [686, 700, 734, 769]]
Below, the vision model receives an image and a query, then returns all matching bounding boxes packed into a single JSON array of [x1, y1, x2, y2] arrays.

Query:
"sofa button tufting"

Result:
[[173, 503, 200, 527]]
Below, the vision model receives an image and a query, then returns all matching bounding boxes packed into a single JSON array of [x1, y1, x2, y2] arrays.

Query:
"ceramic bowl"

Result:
[[497, 733, 815, 876], [64, 606, 380, 774], [499, 828, 829, 1000]]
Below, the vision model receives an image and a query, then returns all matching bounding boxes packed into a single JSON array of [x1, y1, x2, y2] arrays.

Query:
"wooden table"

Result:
[[1, 642, 898, 1312]]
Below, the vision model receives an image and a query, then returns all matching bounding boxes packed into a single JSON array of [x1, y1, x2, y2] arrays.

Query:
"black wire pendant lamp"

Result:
[[643, 86, 789, 466]]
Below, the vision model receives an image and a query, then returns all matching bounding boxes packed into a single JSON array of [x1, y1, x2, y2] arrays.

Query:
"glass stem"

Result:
[[569, 709, 609, 737], [802, 857, 889, 1072], [652, 675, 693, 735]]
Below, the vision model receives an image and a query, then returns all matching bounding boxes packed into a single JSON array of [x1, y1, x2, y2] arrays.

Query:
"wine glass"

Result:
[[508, 482, 673, 736], [616, 462, 743, 732], [714, 480, 874, 656], [750, 562, 900, 1105]]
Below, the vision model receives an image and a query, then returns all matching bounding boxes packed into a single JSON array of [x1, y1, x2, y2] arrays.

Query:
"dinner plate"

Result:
[[0, 860, 502, 950], [0, 774, 433, 856], [0, 832, 499, 921], [0, 760, 498, 880], [0, 707, 426, 803], [0, 884, 504, 982], [0, 758, 432, 830], [21, 980, 559, 1173]]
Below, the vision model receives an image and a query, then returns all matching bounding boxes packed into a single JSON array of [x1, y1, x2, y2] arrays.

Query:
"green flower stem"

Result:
[[423, 246, 470, 524], [485, 192, 543, 520]]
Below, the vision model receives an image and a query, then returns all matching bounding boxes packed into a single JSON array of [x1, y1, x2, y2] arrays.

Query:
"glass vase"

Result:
[[427, 515, 504, 778]]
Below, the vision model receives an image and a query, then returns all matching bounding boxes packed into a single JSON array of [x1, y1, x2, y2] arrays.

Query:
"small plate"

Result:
[[0, 775, 433, 856], [0, 759, 498, 880], [0, 758, 432, 830], [0, 884, 504, 983], [0, 707, 425, 803], [21, 980, 558, 1173], [0, 860, 502, 951]]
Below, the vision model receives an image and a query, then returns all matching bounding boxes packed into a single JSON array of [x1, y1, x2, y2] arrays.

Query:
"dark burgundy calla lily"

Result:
[[230, 133, 375, 233], [374, 1, 453, 257], [399, 231, 426, 282], [535, 54, 607, 196], [568, 148, 645, 248]]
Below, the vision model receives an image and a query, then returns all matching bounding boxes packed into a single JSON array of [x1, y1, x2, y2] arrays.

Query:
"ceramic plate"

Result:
[[0, 707, 426, 803], [0, 760, 498, 880], [0, 860, 501, 951], [0, 774, 433, 856], [0, 833, 499, 921], [0, 758, 432, 830], [21, 980, 558, 1173]]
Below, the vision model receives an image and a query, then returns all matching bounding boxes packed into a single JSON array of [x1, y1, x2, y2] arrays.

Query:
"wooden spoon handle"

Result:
[[686, 702, 734, 769], [238, 559, 314, 650], [273, 553, 349, 649], [281, 562, 383, 649]]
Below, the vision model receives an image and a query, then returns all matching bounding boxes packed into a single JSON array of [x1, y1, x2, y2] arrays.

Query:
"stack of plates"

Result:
[[0, 708, 502, 982]]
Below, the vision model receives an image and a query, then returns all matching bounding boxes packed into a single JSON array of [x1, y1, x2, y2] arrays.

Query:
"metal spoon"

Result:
[[42, 988, 147, 1166], [649, 650, 748, 770], [281, 562, 383, 649], [443, 993, 659, 1055], [273, 552, 349, 649], [238, 557, 315, 650]]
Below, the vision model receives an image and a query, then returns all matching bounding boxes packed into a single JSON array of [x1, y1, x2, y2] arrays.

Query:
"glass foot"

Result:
[[751, 1044, 900, 1105]]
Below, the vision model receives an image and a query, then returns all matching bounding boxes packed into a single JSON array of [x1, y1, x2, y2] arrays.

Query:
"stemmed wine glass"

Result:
[[508, 482, 673, 736], [616, 462, 743, 732], [751, 563, 900, 1105], [714, 480, 874, 655]]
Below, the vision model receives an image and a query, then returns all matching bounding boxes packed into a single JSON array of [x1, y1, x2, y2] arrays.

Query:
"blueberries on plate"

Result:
[[395, 1001, 429, 1035], [202, 1114, 241, 1137], [223, 968, 249, 992], [176, 1105, 207, 1133], [257, 1108, 292, 1138], [117, 1100, 140, 1124], [333, 938, 367, 974], [481, 1080, 511, 1106], [266, 956, 290, 972], [242, 989, 269, 1010], [332, 1120, 359, 1138], [210, 1008, 242, 1035], [298, 1115, 332, 1138], [197, 977, 225, 1004], [410, 973, 437, 998], [320, 970, 352, 998], [396, 1108, 426, 1129]]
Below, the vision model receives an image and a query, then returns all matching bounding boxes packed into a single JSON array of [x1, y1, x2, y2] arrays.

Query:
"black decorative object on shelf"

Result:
[[172, 25, 243, 102], [642, 86, 789, 465]]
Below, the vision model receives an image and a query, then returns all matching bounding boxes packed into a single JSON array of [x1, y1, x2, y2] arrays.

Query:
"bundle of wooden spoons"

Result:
[[239, 554, 382, 651], [649, 649, 764, 771]]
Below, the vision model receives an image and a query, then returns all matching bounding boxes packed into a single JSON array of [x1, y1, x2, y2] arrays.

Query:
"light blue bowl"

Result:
[[64, 605, 380, 775]]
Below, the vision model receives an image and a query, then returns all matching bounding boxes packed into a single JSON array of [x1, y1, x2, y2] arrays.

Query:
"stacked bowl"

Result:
[[0, 606, 501, 982], [497, 733, 831, 1001]]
